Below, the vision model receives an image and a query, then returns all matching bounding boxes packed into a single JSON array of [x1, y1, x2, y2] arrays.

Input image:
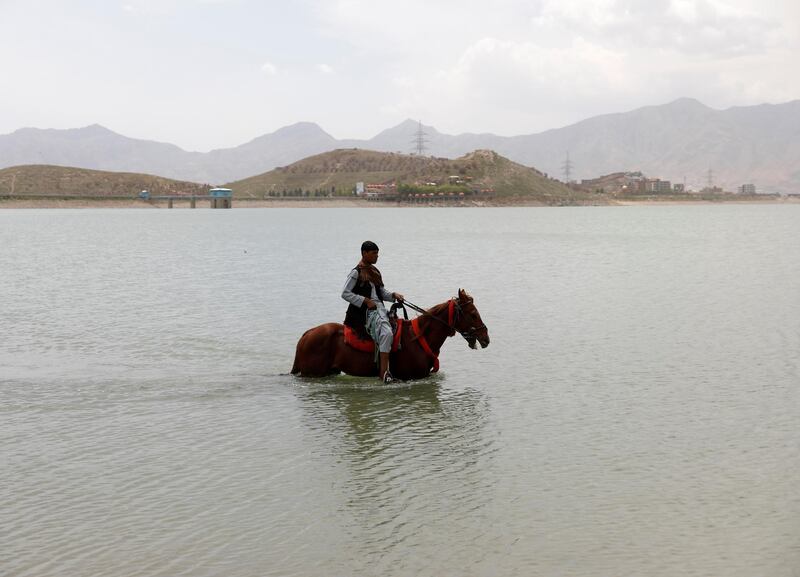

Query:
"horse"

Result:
[[291, 289, 489, 380]]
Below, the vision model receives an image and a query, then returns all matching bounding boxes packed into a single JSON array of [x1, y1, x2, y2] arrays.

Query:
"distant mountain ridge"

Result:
[[2, 98, 799, 192]]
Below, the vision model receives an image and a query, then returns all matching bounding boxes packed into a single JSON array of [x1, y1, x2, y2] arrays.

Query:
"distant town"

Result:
[[343, 170, 781, 203], [576, 171, 766, 197]]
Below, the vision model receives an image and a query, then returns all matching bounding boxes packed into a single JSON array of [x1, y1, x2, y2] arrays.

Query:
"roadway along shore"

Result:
[[1, 196, 798, 209]]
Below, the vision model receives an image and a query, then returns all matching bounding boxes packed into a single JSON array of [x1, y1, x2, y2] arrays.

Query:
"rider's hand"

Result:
[[365, 298, 377, 309], [393, 293, 404, 303]]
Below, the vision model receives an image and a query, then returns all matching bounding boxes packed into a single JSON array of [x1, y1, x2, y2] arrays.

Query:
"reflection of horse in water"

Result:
[[291, 289, 489, 380], [293, 379, 496, 542]]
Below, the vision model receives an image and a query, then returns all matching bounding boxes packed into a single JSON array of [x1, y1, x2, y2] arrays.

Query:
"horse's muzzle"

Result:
[[464, 328, 489, 350], [468, 333, 489, 349]]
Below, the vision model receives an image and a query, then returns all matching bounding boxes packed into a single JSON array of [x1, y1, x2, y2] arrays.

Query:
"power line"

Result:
[[562, 151, 573, 182], [411, 120, 427, 155]]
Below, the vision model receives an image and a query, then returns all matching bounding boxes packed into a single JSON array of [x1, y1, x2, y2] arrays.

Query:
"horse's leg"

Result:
[[390, 349, 428, 381], [390, 332, 437, 381], [291, 323, 341, 377]]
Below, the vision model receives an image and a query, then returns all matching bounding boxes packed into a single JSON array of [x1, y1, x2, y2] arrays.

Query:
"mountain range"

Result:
[[2, 98, 799, 192]]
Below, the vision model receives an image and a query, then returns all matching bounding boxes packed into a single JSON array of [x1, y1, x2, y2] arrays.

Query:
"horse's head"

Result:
[[454, 289, 490, 349]]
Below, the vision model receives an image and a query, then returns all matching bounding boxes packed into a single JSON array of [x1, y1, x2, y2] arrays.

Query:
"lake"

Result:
[[1, 205, 799, 576]]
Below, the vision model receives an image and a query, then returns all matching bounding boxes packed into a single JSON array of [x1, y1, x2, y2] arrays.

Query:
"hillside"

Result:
[[0, 165, 209, 197], [227, 148, 593, 203]]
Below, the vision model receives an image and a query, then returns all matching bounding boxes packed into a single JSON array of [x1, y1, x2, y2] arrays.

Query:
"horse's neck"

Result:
[[417, 302, 452, 353]]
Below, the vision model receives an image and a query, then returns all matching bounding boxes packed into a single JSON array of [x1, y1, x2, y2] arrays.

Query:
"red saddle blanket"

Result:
[[343, 321, 404, 353]]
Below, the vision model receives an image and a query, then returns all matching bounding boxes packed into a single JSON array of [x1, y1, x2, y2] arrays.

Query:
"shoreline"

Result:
[[0, 196, 798, 209]]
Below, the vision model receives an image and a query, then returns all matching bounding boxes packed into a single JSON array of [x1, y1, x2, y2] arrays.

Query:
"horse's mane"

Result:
[[424, 300, 451, 318]]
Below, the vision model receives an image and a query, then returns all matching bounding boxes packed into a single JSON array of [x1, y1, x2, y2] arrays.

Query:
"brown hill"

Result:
[[0, 165, 209, 197], [227, 148, 593, 202]]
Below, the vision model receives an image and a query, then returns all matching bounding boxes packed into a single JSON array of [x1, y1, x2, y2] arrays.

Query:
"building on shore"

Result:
[[737, 183, 756, 195], [580, 172, 693, 195], [363, 182, 397, 197], [580, 171, 644, 194], [643, 179, 672, 194]]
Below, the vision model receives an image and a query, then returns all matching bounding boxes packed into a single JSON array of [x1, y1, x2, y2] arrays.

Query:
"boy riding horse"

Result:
[[341, 241, 404, 383]]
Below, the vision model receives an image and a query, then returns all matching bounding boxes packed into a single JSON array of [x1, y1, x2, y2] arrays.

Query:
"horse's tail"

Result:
[[290, 327, 314, 374], [290, 341, 302, 374]]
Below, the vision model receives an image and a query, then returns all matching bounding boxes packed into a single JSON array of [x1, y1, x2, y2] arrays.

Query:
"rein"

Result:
[[399, 297, 486, 342], [401, 299, 456, 335]]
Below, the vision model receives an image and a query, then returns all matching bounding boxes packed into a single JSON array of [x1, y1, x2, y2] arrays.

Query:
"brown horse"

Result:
[[291, 289, 489, 380]]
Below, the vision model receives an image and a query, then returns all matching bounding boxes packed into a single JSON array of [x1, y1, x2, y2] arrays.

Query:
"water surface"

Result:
[[2, 206, 799, 576]]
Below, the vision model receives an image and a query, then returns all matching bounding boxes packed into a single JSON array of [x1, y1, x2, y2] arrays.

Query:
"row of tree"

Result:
[[260, 182, 487, 198], [264, 187, 337, 197], [396, 183, 473, 195]]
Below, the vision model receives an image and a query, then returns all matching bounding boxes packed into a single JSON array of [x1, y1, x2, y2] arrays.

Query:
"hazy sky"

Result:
[[2, 0, 798, 151]]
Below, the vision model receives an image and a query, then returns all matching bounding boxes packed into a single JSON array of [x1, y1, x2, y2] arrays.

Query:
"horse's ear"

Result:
[[458, 288, 466, 300]]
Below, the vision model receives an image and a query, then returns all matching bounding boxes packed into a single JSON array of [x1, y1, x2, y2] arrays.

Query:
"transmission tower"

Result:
[[411, 120, 428, 156], [562, 151, 574, 183]]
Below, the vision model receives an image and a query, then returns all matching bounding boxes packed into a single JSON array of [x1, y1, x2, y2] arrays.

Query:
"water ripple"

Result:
[[2, 207, 800, 576]]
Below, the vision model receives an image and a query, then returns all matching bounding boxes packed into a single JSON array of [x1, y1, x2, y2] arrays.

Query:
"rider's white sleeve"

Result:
[[341, 270, 366, 307]]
